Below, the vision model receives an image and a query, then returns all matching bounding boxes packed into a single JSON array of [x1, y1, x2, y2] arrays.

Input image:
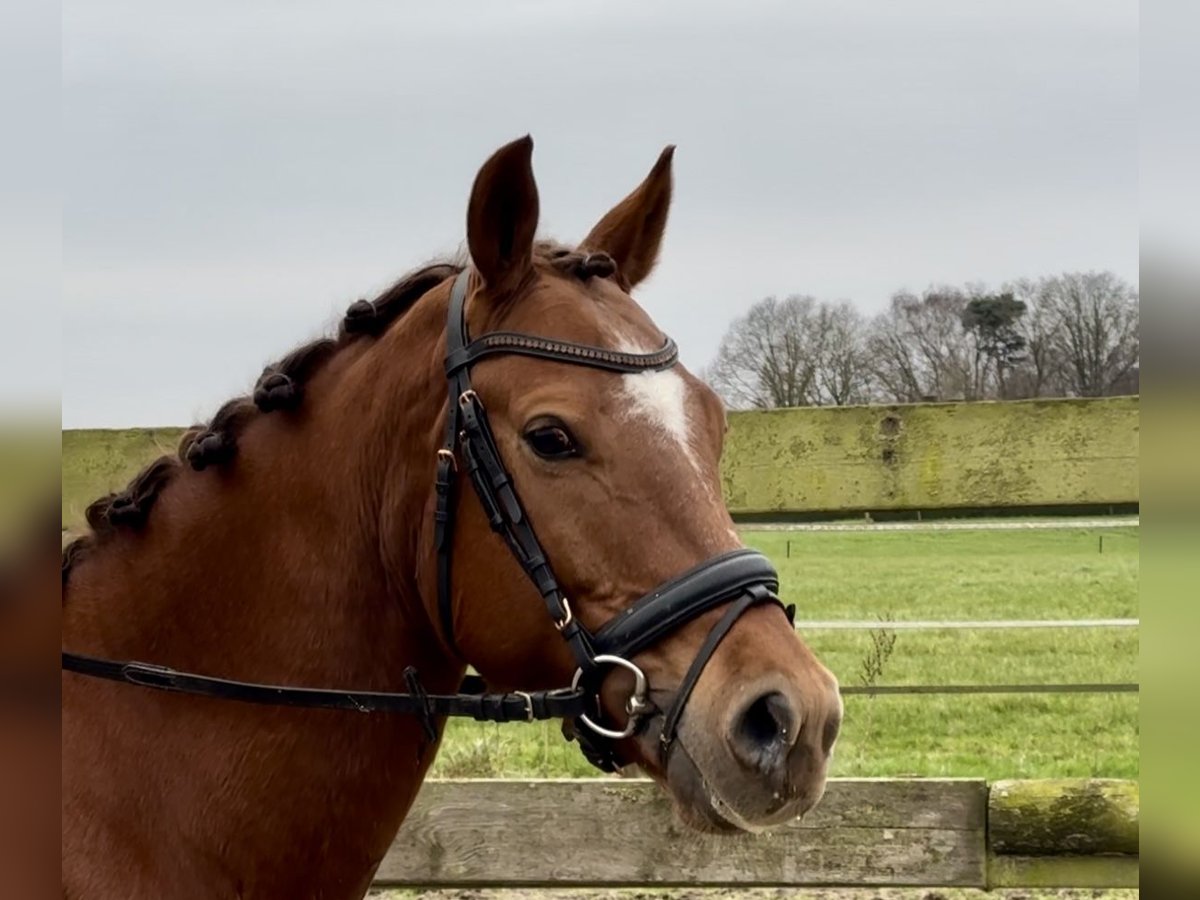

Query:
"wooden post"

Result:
[[987, 779, 1139, 889]]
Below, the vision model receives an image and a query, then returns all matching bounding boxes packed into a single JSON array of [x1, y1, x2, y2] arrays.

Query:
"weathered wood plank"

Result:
[[989, 779, 1139, 856], [375, 778, 987, 887]]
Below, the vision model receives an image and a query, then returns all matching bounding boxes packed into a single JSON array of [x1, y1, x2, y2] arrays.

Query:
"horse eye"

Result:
[[524, 424, 578, 460]]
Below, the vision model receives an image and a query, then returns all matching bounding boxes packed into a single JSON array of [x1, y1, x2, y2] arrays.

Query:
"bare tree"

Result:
[[704, 295, 815, 409], [1040, 271, 1140, 397], [810, 302, 874, 405], [704, 295, 873, 409], [867, 287, 981, 402], [1004, 277, 1065, 398], [707, 270, 1139, 408]]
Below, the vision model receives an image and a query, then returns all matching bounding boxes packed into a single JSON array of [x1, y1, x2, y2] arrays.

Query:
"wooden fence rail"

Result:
[[377, 778, 1137, 890]]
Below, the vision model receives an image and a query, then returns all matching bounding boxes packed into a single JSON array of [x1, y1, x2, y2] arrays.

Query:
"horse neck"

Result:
[[62, 290, 467, 898], [65, 306, 456, 691]]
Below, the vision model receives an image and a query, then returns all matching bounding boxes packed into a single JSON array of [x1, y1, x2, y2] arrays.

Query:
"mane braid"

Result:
[[60, 257, 469, 590], [81, 456, 170, 536], [105, 456, 177, 527], [180, 397, 257, 471], [254, 339, 338, 412], [342, 263, 463, 338]]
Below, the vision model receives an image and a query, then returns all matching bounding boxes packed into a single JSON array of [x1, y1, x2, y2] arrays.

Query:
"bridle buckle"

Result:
[[513, 690, 535, 723], [553, 597, 574, 632]]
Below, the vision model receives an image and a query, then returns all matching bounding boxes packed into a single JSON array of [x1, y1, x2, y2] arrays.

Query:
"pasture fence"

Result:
[[800, 616, 1140, 697], [760, 517, 1140, 532]]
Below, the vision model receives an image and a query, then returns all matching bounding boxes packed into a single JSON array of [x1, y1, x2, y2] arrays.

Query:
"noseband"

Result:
[[61, 268, 792, 774]]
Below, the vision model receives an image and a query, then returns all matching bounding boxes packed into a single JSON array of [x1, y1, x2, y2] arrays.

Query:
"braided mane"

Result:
[[61, 244, 618, 588]]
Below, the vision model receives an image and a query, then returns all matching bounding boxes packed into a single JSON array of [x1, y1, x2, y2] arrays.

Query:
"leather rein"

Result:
[[61, 268, 791, 772]]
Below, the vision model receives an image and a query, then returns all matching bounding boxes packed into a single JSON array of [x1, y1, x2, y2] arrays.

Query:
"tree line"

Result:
[[703, 270, 1139, 409]]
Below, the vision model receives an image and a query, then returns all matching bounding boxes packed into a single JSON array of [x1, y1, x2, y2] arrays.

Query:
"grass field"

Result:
[[433, 526, 1138, 781]]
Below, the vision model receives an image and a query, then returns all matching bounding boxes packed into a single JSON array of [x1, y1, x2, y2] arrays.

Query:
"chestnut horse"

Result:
[[61, 137, 842, 900]]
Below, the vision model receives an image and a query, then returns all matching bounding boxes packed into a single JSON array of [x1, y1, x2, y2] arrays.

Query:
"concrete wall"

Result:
[[60, 397, 1139, 529], [720, 396, 1139, 516]]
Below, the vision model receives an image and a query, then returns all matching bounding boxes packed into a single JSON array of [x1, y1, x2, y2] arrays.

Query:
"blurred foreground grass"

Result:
[[0, 419, 59, 555]]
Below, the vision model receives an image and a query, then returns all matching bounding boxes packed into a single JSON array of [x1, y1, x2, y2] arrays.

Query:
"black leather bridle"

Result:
[[61, 268, 792, 773]]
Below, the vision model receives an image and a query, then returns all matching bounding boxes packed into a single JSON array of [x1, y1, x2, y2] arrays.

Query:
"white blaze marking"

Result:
[[613, 327, 739, 546], [614, 330, 701, 474]]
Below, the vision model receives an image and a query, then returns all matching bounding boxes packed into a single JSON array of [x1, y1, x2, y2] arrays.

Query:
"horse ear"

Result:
[[581, 145, 675, 288], [466, 135, 540, 296]]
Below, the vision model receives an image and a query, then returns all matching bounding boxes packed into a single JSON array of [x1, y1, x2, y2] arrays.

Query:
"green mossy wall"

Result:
[[60, 397, 1139, 529], [720, 396, 1139, 515]]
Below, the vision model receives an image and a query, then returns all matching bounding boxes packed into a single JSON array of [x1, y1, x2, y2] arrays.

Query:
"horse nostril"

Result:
[[728, 691, 797, 775], [741, 693, 790, 745]]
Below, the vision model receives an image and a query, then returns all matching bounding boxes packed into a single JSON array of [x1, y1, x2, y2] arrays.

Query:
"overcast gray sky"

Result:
[[59, 0, 1138, 428]]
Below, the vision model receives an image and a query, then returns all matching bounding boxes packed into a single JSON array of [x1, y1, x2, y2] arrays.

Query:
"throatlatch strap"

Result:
[[434, 271, 472, 656]]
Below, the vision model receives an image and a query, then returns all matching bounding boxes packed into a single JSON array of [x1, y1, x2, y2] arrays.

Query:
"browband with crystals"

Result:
[[445, 332, 679, 377]]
